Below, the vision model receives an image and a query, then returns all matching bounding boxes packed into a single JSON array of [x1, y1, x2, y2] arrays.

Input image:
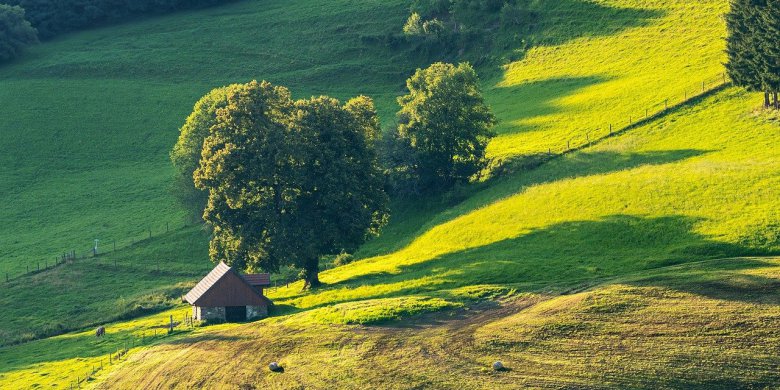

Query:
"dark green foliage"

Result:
[[410, 0, 531, 31], [171, 84, 244, 221], [4, 0, 238, 39], [726, 0, 780, 108], [193, 81, 388, 288], [0, 4, 37, 62], [400, 0, 536, 66], [395, 62, 496, 191]]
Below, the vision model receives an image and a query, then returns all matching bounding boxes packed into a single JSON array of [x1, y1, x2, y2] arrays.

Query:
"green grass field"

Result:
[[0, 0, 779, 388]]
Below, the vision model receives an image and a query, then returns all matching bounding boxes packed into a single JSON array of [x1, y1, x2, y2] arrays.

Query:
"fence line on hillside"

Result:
[[2, 220, 193, 285], [536, 72, 731, 160], [61, 312, 197, 390]]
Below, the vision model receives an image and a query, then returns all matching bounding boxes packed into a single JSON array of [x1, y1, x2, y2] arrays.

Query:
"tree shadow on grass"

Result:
[[299, 214, 761, 311], [457, 0, 665, 78], [487, 76, 611, 136], [357, 148, 708, 260]]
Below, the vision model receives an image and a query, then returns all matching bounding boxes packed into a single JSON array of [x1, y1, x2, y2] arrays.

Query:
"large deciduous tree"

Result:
[[395, 62, 496, 191], [193, 80, 388, 288], [0, 4, 38, 62], [726, 0, 780, 108]]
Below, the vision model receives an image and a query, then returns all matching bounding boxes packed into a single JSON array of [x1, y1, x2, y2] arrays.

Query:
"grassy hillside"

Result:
[[0, 0, 413, 280], [0, 0, 779, 388], [97, 257, 780, 389]]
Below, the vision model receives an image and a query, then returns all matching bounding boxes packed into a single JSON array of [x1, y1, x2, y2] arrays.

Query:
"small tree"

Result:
[[194, 81, 388, 288], [396, 62, 496, 190], [403, 12, 424, 36], [0, 4, 38, 62], [170, 84, 244, 220]]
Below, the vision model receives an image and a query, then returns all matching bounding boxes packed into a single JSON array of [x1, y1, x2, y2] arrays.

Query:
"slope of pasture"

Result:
[[96, 86, 780, 389], [267, 87, 779, 317], [0, 0, 731, 280], [98, 257, 780, 389], [486, 0, 729, 160], [0, 0, 730, 346], [0, 0, 412, 280]]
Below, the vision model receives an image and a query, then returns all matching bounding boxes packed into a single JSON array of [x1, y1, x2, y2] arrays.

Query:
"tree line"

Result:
[[0, 0, 238, 62], [727, 0, 780, 109], [171, 63, 496, 288], [4, 0, 238, 38]]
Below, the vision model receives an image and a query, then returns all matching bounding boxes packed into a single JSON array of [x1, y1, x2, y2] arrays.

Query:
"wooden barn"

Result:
[[184, 261, 272, 322]]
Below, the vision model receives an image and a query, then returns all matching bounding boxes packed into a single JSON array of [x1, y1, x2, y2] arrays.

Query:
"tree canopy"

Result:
[[394, 62, 496, 191], [170, 84, 244, 220], [0, 4, 37, 62], [726, 0, 780, 108], [193, 81, 388, 288]]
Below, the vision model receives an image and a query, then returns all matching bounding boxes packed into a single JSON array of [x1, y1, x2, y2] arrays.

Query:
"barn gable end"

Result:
[[184, 262, 272, 322]]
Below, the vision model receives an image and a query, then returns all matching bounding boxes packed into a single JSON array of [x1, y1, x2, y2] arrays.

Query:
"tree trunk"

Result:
[[774, 91, 779, 110], [303, 258, 321, 290], [765, 91, 771, 108]]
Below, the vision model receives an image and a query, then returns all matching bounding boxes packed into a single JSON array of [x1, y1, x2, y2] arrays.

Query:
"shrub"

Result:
[[403, 12, 424, 36], [0, 4, 37, 62]]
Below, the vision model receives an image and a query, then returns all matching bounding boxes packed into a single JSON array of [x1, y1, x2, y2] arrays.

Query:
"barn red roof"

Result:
[[242, 273, 271, 287], [184, 262, 272, 307]]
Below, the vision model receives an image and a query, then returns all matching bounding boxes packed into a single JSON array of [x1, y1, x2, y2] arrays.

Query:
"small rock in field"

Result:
[[493, 361, 505, 371], [269, 362, 284, 372]]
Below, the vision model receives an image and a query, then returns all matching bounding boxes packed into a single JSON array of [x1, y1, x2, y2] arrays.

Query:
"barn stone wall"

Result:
[[194, 306, 226, 321], [247, 305, 268, 320]]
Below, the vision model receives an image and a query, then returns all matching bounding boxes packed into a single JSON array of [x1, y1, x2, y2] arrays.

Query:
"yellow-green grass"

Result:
[[1, 0, 779, 388], [487, 0, 729, 161], [0, 305, 206, 390], [95, 257, 780, 389], [268, 87, 779, 313]]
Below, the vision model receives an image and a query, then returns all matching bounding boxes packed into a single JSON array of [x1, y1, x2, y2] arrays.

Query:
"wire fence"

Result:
[[3, 221, 190, 284], [62, 313, 196, 390], [542, 72, 731, 157]]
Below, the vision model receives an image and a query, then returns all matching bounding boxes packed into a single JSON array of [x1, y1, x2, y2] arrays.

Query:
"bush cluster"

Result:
[[0, 4, 37, 62]]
